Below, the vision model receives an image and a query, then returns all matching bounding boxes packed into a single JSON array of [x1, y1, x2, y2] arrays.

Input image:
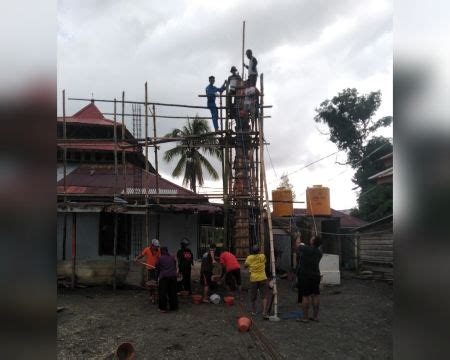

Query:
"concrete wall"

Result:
[[57, 212, 101, 260], [58, 212, 200, 261], [147, 213, 199, 258]]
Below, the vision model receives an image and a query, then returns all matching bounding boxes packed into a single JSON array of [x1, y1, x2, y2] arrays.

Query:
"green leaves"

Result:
[[163, 116, 221, 193]]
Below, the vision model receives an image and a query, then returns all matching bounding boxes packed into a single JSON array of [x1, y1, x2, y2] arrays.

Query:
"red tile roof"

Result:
[[57, 164, 205, 199], [293, 208, 367, 228], [57, 102, 117, 126]]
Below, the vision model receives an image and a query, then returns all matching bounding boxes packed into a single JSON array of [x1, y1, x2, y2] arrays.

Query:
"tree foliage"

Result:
[[163, 117, 222, 193], [314, 88, 392, 167], [314, 88, 393, 221], [278, 172, 296, 200]]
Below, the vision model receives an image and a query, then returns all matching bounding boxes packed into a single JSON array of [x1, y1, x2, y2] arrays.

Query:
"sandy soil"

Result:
[[57, 271, 392, 359]]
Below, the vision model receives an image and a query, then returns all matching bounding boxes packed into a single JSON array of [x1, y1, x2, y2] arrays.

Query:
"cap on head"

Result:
[[151, 238, 160, 247], [230, 66, 237, 73], [181, 237, 189, 246], [252, 245, 260, 254], [209, 76, 215, 80]]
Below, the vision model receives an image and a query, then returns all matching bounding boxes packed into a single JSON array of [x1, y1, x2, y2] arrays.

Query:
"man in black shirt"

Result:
[[296, 236, 323, 322], [177, 238, 194, 294]]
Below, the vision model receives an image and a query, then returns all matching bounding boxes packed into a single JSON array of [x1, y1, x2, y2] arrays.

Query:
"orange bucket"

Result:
[[192, 294, 202, 304], [237, 316, 252, 332], [224, 296, 234, 306], [116, 342, 135, 360]]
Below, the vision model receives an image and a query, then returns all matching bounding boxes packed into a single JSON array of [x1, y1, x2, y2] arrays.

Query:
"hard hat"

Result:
[[151, 239, 160, 247]]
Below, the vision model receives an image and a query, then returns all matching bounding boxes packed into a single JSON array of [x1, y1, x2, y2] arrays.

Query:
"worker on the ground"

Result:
[[296, 236, 323, 323], [135, 238, 161, 280], [245, 245, 269, 319], [243, 49, 258, 87], [200, 243, 218, 303], [155, 246, 178, 312], [227, 66, 242, 118], [218, 249, 241, 291], [135, 238, 161, 303], [177, 237, 194, 294], [206, 76, 227, 131]]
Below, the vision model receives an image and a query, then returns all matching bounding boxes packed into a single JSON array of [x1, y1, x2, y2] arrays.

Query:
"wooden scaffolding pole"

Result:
[[258, 74, 266, 251], [113, 98, 118, 291], [242, 21, 246, 79], [152, 103, 160, 238], [122, 91, 127, 195], [71, 213, 77, 289], [144, 83, 149, 245], [62, 89, 68, 261]]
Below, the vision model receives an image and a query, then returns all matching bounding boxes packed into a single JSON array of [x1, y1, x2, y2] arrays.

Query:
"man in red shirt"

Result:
[[219, 250, 241, 291]]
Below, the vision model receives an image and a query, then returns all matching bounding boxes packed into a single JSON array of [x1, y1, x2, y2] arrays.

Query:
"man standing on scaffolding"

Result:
[[227, 66, 242, 119], [243, 49, 258, 87], [206, 76, 227, 131]]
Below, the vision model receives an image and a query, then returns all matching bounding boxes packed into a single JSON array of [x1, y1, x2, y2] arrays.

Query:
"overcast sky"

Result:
[[57, 0, 393, 210]]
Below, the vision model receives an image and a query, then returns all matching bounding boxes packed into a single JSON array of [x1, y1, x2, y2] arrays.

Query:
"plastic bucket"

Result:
[[116, 342, 135, 360], [192, 294, 202, 304], [224, 296, 234, 306], [237, 317, 252, 332]]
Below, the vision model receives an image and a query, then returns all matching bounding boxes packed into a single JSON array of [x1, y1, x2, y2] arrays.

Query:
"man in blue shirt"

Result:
[[206, 76, 227, 131]]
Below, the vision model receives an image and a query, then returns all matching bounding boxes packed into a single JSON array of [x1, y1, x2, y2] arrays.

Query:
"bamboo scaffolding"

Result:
[[113, 98, 119, 291], [259, 74, 266, 251], [62, 89, 68, 261], [68, 97, 272, 109], [152, 103, 161, 238]]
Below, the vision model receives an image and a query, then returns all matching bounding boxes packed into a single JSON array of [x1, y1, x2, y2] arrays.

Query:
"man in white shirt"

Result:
[[243, 49, 258, 87]]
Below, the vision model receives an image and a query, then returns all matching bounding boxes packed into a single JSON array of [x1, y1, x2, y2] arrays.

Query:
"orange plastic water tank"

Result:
[[306, 185, 331, 216], [272, 188, 294, 217]]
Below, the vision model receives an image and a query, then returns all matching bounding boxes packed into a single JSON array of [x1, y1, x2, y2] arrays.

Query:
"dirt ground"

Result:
[[57, 271, 393, 359]]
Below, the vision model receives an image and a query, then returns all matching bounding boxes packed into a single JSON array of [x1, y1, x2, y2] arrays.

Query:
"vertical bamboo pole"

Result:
[[62, 89, 68, 261], [258, 74, 265, 251], [71, 213, 77, 289], [122, 91, 126, 196], [242, 21, 246, 79], [113, 98, 118, 291], [152, 103, 160, 239], [221, 90, 228, 247], [144, 83, 149, 245], [262, 144, 279, 319], [145, 83, 149, 172]]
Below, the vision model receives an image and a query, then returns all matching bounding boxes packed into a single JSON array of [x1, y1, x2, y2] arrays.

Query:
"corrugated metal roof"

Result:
[[57, 142, 136, 152], [292, 208, 367, 228], [57, 164, 205, 198], [368, 167, 393, 180]]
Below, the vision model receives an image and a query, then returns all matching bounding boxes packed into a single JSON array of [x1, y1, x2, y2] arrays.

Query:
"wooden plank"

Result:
[[359, 239, 393, 245], [360, 244, 393, 250], [361, 265, 393, 274], [360, 256, 393, 264], [360, 250, 393, 257]]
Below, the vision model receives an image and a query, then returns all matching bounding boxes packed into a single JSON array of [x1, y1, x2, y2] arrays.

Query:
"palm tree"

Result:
[[163, 117, 222, 193]]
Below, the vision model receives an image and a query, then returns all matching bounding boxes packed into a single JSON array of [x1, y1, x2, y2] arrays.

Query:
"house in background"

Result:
[[368, 152, 393, 185], [270, 208, 367, 272], [57, 101, 221, 285]]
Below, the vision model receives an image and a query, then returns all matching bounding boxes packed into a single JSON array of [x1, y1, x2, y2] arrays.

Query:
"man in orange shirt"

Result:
[[219, 250, 241, 291], [135, 239, 161, 302]]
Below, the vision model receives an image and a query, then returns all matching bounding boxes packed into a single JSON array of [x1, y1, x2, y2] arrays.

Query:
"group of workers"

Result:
[[206, 49, 258, 131], [134, 232, 323, 323]]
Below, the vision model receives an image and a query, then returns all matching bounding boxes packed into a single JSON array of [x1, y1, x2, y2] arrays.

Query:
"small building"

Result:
[[271, 208, 367, 272], [354, 215, 393, 279], [57, 102, 221, 285]]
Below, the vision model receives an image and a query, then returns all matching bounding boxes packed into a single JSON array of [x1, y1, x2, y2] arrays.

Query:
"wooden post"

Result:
[[113, 211, 118, 291], [261, 143, 279, 319], [62, 89, 68, 261], [258, 74, 265, 251], [122, 91, 127, 196], [152, 103, 160, 239], [144, 83, 149, 172], [71, 213, 77, 289], [242, 21, 246, 80], [355, 232, 360, 274], [222, 89, 228, 247]]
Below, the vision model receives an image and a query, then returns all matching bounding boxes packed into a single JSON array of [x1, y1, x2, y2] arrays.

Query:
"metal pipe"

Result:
[[242, 20, 245, 79], [144, 83, 149, 172]]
